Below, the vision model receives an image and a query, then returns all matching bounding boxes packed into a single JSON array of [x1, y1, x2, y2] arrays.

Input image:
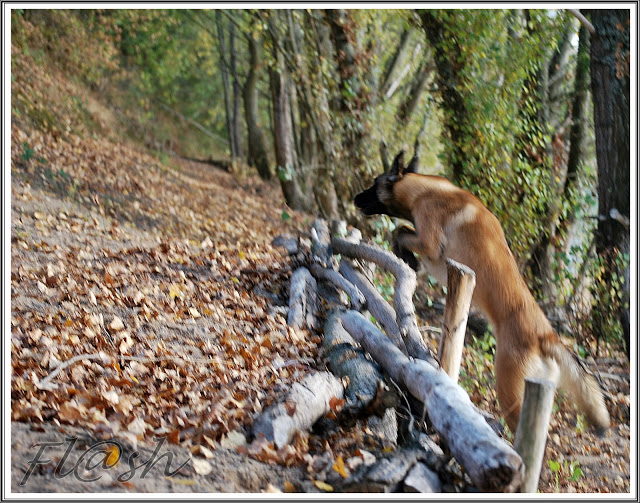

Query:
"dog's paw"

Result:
[[392, 238, 420, 271]]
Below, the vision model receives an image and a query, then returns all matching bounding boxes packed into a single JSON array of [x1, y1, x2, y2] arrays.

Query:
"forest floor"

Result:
[[8, 18, 632, 493], [9, 127, 632, 494]]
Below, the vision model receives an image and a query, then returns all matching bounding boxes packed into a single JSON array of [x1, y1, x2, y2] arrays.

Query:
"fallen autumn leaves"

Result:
[[11, 123, 321, 457]]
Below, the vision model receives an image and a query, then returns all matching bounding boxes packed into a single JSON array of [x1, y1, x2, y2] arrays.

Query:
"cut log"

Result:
[[340, 310, 524, 493], [331, 237, 416, 330], [323, 310, 389, 413], [252, 371, 344, 449], [513, 378, 556, 493], [287, 267, 317, 329], [310, 219, 334, 268], [439, 258, 476, 382], [342, 447, 427, 493], [403, 462, 442, 493], [330, 219, 348, 237], [272, 234, 299, 255]]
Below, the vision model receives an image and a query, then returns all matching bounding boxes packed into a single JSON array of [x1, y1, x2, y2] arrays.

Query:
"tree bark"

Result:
[[588, 9, 630, 355], [562, 23, 591, 231], [243, 33, 271, 179], [269, 37, 307, 211], [252, 371, 344, 449], [513, 378, 556, 493], [229, 20, 243, 159], [215, 11, 236, 163], [380, 27, 412, 98], [396, 55, 433, 126], [439, 259, 476, 383], [420, 11, 468, 182], [287, 267, 317, 329], [332, 237, 437, 366]]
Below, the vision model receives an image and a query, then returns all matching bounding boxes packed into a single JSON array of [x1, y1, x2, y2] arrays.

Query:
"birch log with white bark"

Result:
[[252, 371, 344, 449], [340, 310, 524, 492]]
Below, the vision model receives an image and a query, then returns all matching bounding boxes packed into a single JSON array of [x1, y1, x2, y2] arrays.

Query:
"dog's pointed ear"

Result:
[[389, 151, 405, 181], [406, 154, 419, 174]]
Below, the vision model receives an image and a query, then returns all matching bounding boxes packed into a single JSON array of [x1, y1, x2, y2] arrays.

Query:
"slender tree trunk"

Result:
[[215, 11, 236, 163], [243, 33, 271, 179], [397, 54, 433, 126], [324, 9, 360, 112], [380, 27, 412, 98], [229, 20, 242, 159], [588, 9, 630, 355], [521, 13, 573, 301], [530, 24, 592, 307], [270, 65, 305, 209], [560, 24, 591, 231]]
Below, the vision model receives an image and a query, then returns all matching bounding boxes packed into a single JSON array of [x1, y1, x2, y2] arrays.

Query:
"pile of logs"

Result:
[[259, 219, 531, 493]]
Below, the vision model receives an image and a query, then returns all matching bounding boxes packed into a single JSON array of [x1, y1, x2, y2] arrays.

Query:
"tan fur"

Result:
[[388, 173, 610, 433]]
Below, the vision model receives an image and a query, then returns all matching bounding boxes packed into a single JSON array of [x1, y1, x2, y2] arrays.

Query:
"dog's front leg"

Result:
[[393, 224, 421, 271]]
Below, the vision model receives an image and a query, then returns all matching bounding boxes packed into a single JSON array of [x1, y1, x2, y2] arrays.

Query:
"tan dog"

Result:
[[354, 151, 610, 433]]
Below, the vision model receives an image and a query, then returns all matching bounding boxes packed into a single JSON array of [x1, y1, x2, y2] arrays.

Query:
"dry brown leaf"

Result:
[[190, 445, 214, 459], [108, 316, 125, 332], [313, 480, 333, 492], [263, 483, 281, 493], [191, 456, 213, 475], [332, 455, 349, 478]]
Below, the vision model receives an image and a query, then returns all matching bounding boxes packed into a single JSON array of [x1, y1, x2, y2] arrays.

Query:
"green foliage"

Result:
[[460, 331, 496, 400], [549, 458, 583, 492], [588, 249, 629, 348], [21, 142, 34, 162], [424, 9, 569, 264]]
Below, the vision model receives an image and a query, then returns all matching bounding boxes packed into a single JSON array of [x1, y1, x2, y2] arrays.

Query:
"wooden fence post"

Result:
[[513, 378, 556, 493], [438, 259, 476, 382]]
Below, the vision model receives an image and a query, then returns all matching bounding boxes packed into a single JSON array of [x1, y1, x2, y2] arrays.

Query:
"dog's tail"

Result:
[[541, 338, 610, 433]]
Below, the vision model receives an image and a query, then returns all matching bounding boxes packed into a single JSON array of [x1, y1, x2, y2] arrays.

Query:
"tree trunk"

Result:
[[269, 21, 307, 211], [215, 11, 236, 163], [397, 55, 433, 126], [565, 25, 591, 202], [243, 33, 271, 179], [380, 27, 412, 98], [588, 9, 631, 355], [229, 20, 243, 159], [324, 9, 360, 112], [420, 11, 468, 182], [521, 13, 574, 302]]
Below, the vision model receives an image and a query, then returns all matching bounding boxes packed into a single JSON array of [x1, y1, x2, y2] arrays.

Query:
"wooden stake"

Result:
[[438, 259, 476, 382], [513, 378, 556, 493]]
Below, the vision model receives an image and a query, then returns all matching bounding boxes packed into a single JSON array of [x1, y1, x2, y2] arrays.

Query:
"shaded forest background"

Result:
[[11, 8, 631, 355]]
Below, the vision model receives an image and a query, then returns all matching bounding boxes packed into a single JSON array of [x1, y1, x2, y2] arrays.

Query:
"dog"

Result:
[[354, 151, 610, 434]]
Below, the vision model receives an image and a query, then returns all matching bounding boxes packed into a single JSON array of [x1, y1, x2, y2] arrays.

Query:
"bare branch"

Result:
[[567, 9, 596, 35], [332, 237, 437, 366], [309, 262, 365, 310]]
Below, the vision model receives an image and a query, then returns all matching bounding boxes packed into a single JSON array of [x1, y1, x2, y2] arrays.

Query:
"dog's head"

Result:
[[354, 151, 418, 217]]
